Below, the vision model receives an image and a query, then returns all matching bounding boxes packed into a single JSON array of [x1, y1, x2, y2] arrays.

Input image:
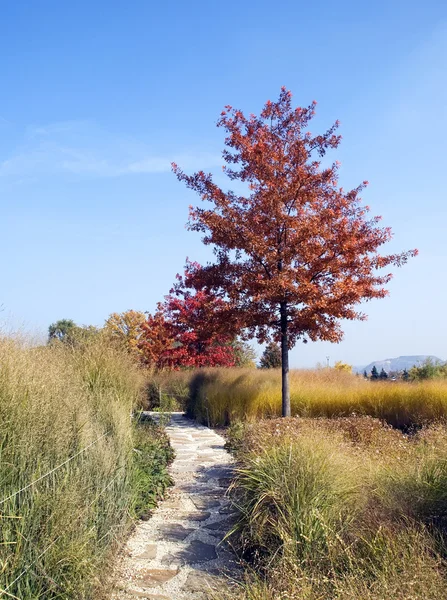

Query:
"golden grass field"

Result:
[[158, 367, 447, 428], [157, 366, 447, 598]]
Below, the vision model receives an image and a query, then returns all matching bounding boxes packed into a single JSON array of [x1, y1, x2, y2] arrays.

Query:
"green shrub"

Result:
[[130, 421, 174, 518], [409, 358, 447, 381]]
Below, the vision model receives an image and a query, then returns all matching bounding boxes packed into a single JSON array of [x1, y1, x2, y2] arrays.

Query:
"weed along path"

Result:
[[112, 412, 240, 600]]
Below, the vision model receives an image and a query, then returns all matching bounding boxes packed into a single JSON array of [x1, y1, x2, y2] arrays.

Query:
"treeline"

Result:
[[362, 359, 447, 382], [48, 293, 256, 371]]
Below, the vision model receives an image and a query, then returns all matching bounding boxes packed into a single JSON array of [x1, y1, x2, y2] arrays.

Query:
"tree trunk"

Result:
[[280, 302, 290, 417]]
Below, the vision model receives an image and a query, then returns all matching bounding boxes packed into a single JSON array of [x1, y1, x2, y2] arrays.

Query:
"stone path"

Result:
[[112, 412, 239, 600]]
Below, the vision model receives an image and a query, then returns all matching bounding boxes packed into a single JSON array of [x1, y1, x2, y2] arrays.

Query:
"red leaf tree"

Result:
[[139, 271, 238, 369], [172, 88, 417, 416]]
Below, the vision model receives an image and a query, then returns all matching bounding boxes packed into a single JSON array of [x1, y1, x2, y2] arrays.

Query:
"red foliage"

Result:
[[172, 87, 417, 414], [139, 276, 238, 369], [172, 88, 417, 347], [139, 311, 173, 367]]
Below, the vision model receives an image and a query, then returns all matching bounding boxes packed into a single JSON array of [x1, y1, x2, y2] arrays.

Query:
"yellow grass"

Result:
[[165, 367, 447, 428], [0, 335, 145, 598]]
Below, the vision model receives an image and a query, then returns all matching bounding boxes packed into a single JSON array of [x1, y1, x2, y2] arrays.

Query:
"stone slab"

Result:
[[182, 570, 223, 593], [128, 592, 170, 600], [157, 523, 195, 541], [180, 540, 218, 564], [218, 504, 236, 515], [134, 544, 157, 560], [159, 497, 184, 510], [201, 466, 234, 480], [176, 511, 211, 522], [190, 496, 221, 510], [136, 568, 179, 588], [170, 464, 198, 473], [204, 517, 235, 532]]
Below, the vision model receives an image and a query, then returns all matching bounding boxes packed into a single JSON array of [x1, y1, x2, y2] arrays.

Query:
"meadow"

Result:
[[156, 367, 447, 429], [0, 335, 172, 599], [224, 416, 447, 599], [153, 366, 447, 599]]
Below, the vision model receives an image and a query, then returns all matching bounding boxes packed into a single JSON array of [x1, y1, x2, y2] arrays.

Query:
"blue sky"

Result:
[[1, 0, 446, 367]]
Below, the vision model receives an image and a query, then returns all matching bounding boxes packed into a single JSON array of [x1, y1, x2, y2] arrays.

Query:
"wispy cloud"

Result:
[[124, 151, 222, 175], [0, 120, 221, 179]]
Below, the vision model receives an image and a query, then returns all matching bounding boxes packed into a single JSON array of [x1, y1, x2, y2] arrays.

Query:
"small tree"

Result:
[[105, 310, 146, 358], [232, 339, 257, 367], [139, 277, 239, 369], [139, 311, 174, 368], [409, 358, 446, 381], [379, 368, 388, 380], [259, 342, 282, 369], [334, 361, 352, 373], [370, 366, 379, 380], [402, 368, 410, 381], [363, 370, 368, 379], [173, 88, 417, 416], [48, 320, 99, 346], [48, 319, 78, 344]]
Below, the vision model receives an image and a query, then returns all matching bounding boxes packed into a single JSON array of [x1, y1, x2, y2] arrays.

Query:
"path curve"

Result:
[[112, 412, 239, 600]]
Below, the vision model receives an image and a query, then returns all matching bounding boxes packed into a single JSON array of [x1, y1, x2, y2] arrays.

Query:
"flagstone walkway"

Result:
[[112, 412, 239, 600]]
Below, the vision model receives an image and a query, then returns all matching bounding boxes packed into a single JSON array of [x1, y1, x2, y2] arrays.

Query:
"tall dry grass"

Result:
[[0, 335, 145, 599], [225, 417, 447, 599], [178, 367, 447, 428]]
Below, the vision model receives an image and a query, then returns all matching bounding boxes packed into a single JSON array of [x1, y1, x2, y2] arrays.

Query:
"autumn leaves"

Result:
[[171, 88, 416, 414], [108, 89, 415, 417]]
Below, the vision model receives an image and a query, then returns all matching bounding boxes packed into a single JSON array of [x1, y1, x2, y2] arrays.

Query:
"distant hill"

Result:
[[354, 355, 445, 375]]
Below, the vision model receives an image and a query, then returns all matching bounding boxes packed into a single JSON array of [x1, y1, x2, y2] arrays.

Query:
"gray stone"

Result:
[[218, 504, 236, 515], [182, 570, 222, 593], [207, 530, 226, 540], [171, 464, 197, 473], [161, 540, 218, 567], [136, 568, 179, 587], [159, 496, 184, 510], [180, 484, 220, 495], [205, 517, 235, 532], [177, 511, 211, 522], [190, 496, 221, 510], [157, 523, 195, 541], [134, 544, 157, 559], [202, 466, 233, 480], [179, 540, 218, 564], [160, 553, 183, 568]]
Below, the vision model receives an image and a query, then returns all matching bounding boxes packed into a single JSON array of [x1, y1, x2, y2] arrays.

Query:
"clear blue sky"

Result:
[[1, 1, 446, 367]]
